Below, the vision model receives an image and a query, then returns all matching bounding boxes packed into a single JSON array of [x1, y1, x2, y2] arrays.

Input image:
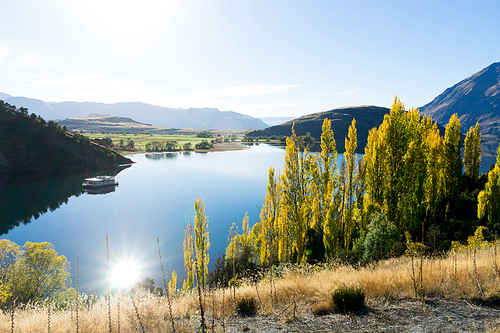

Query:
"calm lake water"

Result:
[[0, 143, 497, 294], [0, 143, 286, 294]]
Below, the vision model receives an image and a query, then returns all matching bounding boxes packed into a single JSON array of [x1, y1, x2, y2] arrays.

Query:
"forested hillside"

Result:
[[0, 100, 132, 171], [246, 106, 390, 153]]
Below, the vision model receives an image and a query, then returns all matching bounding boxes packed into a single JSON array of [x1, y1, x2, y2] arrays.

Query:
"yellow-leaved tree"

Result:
[[194, 197, 210, 289], [363, 97, 446, 234], [442, 113, 462, 202], [0, 239, 70, 306], [259, 167, 279, 265], [282, 123, 309, 262], [182, 219, 194, 290], [478, 144, 500, 224], [340, 118, 358, 249], [463, 122, 482, 179]]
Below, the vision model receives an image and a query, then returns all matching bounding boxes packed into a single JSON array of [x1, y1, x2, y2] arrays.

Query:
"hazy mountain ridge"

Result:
[[0, 95, 268, 130]]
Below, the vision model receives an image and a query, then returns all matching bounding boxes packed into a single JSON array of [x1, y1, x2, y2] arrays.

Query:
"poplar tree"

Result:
[[423, 123, 444, 219], [400, 108, 427, 232], [282, 124, 309, 262], [183, 220, 194, 289], [363, 127, 385, 215], [194, 197, 210, 289], [478, 144, 500, 224], [340, 118, 358, 249], [319, 118, 338, 227], [463, 122, 481, 179], [259, 168, 277, 265], [319, 118, 343, 259], [443, 113, 462, 201], [276, 183, 293, 262], [363, 97, 446, 232], [382, 97, 409, 227], [323, 198, 341, 260], [226, 222, 239, 263]]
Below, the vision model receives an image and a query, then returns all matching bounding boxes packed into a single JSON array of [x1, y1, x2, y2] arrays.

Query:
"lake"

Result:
[[0, 143, 287, 294], [0, 143, 497, 294]]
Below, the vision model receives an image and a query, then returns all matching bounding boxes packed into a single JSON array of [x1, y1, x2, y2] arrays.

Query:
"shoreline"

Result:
[[120, 141, 249, 157]]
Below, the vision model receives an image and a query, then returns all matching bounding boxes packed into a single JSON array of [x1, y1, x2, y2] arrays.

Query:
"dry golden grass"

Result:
[[2, 247, 500, 332]]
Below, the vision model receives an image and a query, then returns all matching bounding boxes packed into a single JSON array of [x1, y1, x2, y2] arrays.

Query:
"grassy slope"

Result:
[[2, 248, 499, 332]]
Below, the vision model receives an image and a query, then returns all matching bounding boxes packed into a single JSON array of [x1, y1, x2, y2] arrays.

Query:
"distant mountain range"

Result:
[[420, 62, 500, 156], [2, 61, 500, 156], [0, 94, 268, 130], [248, 106, 390, 153]]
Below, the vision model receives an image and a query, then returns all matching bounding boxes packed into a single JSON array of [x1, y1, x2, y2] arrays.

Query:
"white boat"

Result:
[[82, 176, 119, 188]]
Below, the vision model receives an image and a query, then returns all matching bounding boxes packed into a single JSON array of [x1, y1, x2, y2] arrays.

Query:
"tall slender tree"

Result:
[[442, 113, 462, 201], [319, 118, 338, 227], [259, 167, 279, 265], [478, 144, 500, 224], [194, 197, 210, 289], [340, 118, 358, 249], [282, 124, 309, 262], [182, 220, 194, 290], [463, 122, 482, 179]]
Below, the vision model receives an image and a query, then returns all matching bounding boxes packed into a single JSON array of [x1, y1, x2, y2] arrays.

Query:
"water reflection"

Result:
[[0, 165, 130, 234], [145, 152, 179, 160], [84, 185, 117, 195]]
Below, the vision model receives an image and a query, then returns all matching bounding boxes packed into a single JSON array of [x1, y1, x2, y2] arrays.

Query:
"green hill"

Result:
[[247, 105, 390, 153], [0, 101, 132, 171]]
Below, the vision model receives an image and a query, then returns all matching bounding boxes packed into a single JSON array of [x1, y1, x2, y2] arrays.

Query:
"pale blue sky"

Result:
[[0, 0, 498, 117]]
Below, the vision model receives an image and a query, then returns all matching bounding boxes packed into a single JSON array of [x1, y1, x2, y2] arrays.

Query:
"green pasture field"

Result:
[[82, 133, 233, 151]]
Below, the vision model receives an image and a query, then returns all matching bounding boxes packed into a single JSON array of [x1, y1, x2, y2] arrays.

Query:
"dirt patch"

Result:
[[222, 298, 500, 332]]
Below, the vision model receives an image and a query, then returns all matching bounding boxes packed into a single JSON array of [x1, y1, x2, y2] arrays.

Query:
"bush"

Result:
[[331, 285, 365, 313], [236, 297, 257, 315], [196, 131, 213, 138], [195, 140, 213, 149], [362, 212, 402, 263]]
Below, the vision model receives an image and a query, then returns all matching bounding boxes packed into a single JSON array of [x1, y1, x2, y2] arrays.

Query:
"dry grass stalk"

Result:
[[76, 252, 80, 333], [105, 233, 112, 333], [157, 238, 176, 333]]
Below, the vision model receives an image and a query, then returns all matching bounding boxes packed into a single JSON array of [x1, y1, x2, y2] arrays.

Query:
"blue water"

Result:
[[1, 144, 286, 294]]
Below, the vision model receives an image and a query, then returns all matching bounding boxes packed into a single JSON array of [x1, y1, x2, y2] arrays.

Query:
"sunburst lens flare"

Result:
[[111, 259, 141, 290]]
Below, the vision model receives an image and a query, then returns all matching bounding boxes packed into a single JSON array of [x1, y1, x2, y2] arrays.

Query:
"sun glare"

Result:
[[111, 259, 141, 290]]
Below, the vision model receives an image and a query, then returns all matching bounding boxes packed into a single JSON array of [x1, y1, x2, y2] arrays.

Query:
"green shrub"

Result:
[[331, 285, 365, 313], [362, 212, 402, 263], [236, 297, 257, 315]]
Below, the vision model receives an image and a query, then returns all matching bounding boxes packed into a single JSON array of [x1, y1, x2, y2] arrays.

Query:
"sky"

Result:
[[0, 0, 499, 118]]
